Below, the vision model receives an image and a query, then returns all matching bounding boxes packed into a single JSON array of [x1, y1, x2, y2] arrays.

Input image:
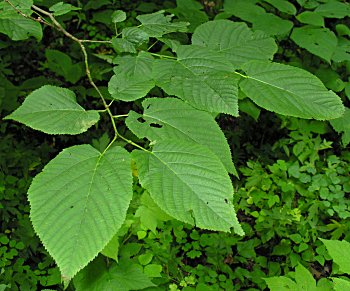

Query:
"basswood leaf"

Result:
[[291, 26, 337, 62], [108, 52, 155, 101], [263, 0, 296, 15], [252, 13, 293, 36], [136, 10, 188, 37], [4, 86, 100, 134], [0, 1, 42, 41], [192, 20, 277, 67], [111, 10, 126, 23], [296, 11, 324, 27], [74, 257, 154, 291], [125, 97, 237, 175], [29, 145, 133, 281], [240, 61, 344, 120], [153, 45, 240, 115], [321, 239, 350, 274], [330, 108, 350, 146], [132, 140, 244, 234], [111, 38, 136, 53], [49, 2, 81, 16], [314, 1, 350, 19]]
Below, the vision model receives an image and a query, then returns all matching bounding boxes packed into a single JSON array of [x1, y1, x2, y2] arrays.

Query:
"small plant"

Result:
[[265, 239, 350, 291]]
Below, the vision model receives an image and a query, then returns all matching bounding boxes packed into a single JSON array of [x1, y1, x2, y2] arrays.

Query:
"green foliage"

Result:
[[1, 0, 350, 290], [4, 86, 100, 135], [29, 145, 132, 281]]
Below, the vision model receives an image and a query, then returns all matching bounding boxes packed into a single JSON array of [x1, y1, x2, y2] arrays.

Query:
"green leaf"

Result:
[[137, 10, 188, 37], [224, 0, 266, 22], [132, 140, 244, 234], [294, 264, 317, 290], [264, 276, 297, 291], [263, 0, 296, 15], [264, 264, 318, 291], [252, 13, 293, 36], [192, 20, 277, 67], [239, 98, 261, 121], [135, 191, 171, 233], [333, 278, 350, 291], [101, 233, 120, 262], [291, 26, 337, 62], [321, 239, 350, 274], [332, 37, 350, 63], [4, 85, 100, 135], [112, 10, 126, 23], [240, 61, 344, 120], [296, 11, 324, 27], [74, 257, 155, 291], [125, 97, 237, 175], [122, 27, 149, 46], [0, 1, 42, 41], [112, 38, 136, 53], [153, 45, 240, 115], [49, 2, 81, 16], [144, 264, 162, 277], [330, 108, 350, 146], [315, 1, 350, 19], [29, 145, 133, 281], [45, 49, 83, 83], [169, 0, 208, 32], [108, 52, 155, 101]]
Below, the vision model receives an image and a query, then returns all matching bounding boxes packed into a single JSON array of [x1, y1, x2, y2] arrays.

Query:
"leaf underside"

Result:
[[29, 145, 133, 280]]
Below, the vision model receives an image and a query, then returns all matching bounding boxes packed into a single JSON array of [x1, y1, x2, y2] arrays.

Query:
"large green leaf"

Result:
[[239, 61, 344, 120], [154, 45, 240, 115], [0, 1, 42, 41], [132, 140, 243, 234], [136, 10, 188, 37], [314, 1, 350, 19], [74, 257, 155, 291], [4, 86, 100, 135], [29, 145, 132, 281], [321, 239, 350, 274], [108, 52, 155, 101], [330, 108, 350, 146], [191, 20, 277, 67], [125, 98, 236, 175], [291, 26, 337, 62]]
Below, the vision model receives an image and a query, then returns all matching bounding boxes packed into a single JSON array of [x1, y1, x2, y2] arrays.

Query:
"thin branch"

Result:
[[80, 39, 112, 44], [7, 1, 151, 152]]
